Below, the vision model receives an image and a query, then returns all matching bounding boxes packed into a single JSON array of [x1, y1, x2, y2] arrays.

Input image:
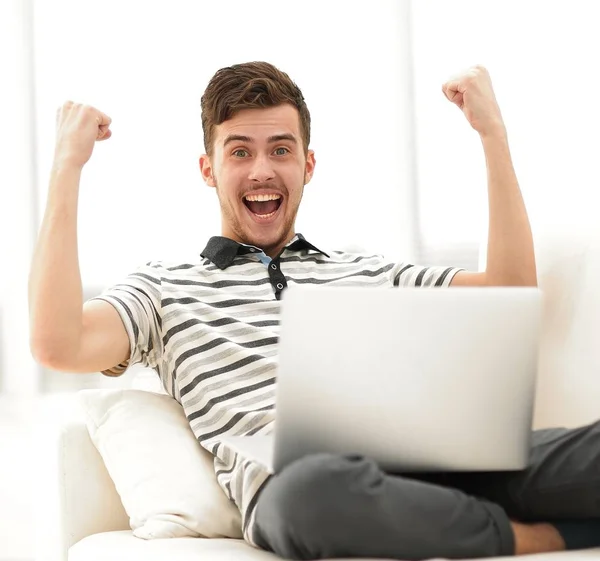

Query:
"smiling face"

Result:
[[200, 104, 316, 258]]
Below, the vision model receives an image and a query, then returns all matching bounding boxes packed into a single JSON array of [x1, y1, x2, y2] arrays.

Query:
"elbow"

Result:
[[29, 317, 82, 371], [30, 335, 71, 371], [30, 339, 57, 370]]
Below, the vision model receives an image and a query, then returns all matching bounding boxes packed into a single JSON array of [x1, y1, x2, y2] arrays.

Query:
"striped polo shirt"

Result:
[[94, 233, 464, 545]]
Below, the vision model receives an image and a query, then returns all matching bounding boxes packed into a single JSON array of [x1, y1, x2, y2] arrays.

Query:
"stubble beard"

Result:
[[215, 181, 302, 253]]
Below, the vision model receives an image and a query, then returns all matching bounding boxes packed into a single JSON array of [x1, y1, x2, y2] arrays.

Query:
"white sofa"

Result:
[[36, 227, 600, 561]]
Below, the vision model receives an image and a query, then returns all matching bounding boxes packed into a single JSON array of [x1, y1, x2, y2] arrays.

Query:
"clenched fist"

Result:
[[54, 101, 112, 169], [442, 66, 505, 138]]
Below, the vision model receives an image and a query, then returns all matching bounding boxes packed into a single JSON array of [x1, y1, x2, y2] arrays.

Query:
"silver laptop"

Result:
[[222, 285, 542, 474]]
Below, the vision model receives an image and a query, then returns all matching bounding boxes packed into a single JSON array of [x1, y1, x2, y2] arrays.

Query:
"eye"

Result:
[[233, 149, 249, 158], [274, 147, 289, 156]]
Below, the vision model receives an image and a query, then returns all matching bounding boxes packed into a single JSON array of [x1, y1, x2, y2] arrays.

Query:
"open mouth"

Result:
[[243, 193, 283, 220]]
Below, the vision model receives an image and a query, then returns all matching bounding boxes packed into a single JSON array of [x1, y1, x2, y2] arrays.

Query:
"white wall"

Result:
[[412, 0, 600, 264], [0, 5, 37, 559], [0, 0, 40, 397]]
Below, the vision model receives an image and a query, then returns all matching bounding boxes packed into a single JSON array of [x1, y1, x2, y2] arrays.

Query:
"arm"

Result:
[[440, 66, 537, 288], [28, 102, 129, 373]]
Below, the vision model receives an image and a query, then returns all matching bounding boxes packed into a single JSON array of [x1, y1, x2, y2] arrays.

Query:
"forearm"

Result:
[[28, 163, 84, 364], [481, 131, 537, 286]]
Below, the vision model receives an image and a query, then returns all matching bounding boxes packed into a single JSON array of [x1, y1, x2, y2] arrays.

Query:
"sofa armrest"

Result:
[[35, 395, 130, 561]]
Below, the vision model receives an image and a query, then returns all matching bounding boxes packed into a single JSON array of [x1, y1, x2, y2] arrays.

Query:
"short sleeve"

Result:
[[90, 261, 163, 376], [390, 262, 465, 288]]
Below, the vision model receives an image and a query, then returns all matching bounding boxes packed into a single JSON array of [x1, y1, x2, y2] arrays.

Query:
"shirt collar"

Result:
[[200, 233, 329, 270]]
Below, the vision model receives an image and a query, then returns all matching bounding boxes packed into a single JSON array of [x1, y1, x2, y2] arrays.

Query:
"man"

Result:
[[29, 61, 600, 560]]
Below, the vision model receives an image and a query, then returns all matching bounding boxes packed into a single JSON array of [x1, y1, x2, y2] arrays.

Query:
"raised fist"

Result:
[[442, 66, 505, 137], [54, 101, 112, 168]]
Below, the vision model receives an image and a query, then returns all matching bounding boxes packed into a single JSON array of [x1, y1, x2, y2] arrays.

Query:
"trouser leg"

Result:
[[429, 421, 600, 521], [253, 453, 514, 561], [416, 421, 600, 550]]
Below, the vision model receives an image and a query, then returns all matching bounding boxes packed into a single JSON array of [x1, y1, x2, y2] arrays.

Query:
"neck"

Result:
[[264, 232, 297, 258]]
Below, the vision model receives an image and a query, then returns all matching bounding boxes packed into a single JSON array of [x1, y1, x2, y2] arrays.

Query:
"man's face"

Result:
[[200, 104, 315, 257]]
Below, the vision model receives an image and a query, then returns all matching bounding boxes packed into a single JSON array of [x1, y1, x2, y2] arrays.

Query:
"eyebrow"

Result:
[[223, 133, 298, 147]]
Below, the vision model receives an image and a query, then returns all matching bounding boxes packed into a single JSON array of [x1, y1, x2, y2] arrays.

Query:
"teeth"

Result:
[[244, 193, 282, 202], [255, 210, 277, 218]]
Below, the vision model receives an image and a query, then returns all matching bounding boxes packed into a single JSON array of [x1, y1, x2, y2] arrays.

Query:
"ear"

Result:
[[304, 149, 316, 185], [199, 154, 216, 187]]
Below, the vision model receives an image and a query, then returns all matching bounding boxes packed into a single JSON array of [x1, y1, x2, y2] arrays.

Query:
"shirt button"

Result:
[[276, 283, 284, 290], [271, 263, 277, 270], [249, 248, 256, 252]]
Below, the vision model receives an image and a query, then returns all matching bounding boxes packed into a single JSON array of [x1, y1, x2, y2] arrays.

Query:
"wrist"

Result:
[[51, 158, 84, 176], [479, 121, 507, 143], [49, 161, 84, 196]]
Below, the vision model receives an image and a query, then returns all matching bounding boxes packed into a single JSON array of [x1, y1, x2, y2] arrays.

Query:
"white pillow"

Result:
[[78, 388, 243, 540]]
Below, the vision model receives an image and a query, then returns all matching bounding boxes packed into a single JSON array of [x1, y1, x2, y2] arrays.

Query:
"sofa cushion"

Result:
[[69, 531, 600, 561], [479, 225, 600, 430], [530, 228, 600, 429], [78, 389, 242, 540]]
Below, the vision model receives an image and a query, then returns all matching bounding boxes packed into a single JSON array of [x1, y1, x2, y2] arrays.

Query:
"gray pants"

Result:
[[253, 421, 600, 560]]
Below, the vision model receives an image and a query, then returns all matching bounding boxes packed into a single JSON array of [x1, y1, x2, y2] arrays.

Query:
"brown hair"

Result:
[[201, 61, 311, 157]]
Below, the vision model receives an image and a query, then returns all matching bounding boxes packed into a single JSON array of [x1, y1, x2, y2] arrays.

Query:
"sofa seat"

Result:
[[69, 530, 392, 561], [69, 531, 279, 561], [69, 530, 600, 561]]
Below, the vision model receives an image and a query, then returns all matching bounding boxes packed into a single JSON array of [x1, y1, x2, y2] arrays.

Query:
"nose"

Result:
[[248, 154, 275, 183]]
